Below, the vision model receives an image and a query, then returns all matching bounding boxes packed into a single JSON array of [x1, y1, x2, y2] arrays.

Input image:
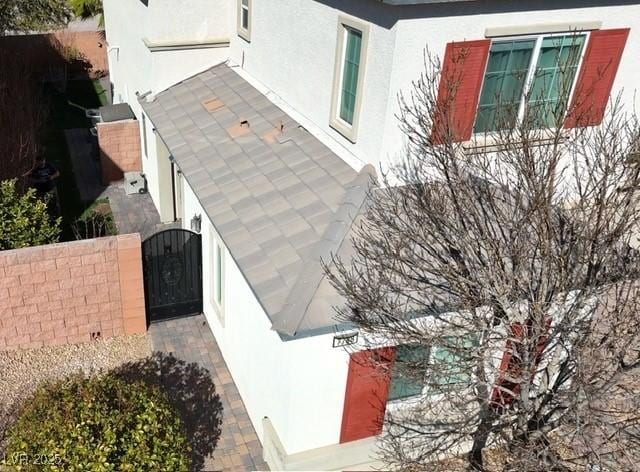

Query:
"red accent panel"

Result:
[[340, 348, 396, 443], [432, 39, 491, 143], [564, 28, 630, 128]]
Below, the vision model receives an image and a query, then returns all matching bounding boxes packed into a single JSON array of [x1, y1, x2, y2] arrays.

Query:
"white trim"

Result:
[[141, 113, 148, 159], [485, 21, 602, 38], [330, 15, 370, 144], [209, 225, 226, 325], [142, 37, 230, 52], [237, 0, 251, 42], [262, 417, 383, 471]]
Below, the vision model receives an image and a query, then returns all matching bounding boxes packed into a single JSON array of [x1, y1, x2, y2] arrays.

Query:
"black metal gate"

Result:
[[142, 229, 203, 323]]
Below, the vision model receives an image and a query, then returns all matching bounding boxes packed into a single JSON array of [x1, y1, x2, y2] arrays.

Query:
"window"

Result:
[[209, 229, 225, 321], [237, 0, 251, 42], [388, 335, 479, 401], [388, 344, 429, 401], [141, 113, 148, 158], [214, 241, 223, 306], [339, 28, 362, 125], [474, 34, 586, 133], [330, 17, 369, 142]]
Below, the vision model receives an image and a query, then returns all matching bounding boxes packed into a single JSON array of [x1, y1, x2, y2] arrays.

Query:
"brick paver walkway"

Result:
[[149, 315, 269, 472]]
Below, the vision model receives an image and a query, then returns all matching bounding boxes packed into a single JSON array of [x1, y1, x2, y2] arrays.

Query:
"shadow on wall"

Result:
[[97, 120, 143, 185], [0, 30, 106, 80], [313, 0, 640, 29], [113, 352, 224, 471]]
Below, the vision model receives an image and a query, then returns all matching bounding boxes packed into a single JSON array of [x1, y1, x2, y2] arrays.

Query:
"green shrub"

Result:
[[0, 179, 61, 250], [72, 198, 117, 240], [3, 373, 191, 471]]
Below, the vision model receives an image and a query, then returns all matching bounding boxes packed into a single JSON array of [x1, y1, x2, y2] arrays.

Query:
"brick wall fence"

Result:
[[98, 120, 143, 184], [0, 30, 108, 79], [0, 234, 146, 350]]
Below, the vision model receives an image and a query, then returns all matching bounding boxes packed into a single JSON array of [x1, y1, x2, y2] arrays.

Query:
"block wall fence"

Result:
[[0, 234, 146, 350], [0, 30, 108, 78]]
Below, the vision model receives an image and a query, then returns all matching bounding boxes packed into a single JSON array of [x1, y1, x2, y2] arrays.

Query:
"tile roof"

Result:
[[140, 63, 374, 337]]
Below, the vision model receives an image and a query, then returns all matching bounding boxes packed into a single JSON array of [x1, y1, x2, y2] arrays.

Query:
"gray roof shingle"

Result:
[[141, 63, 374, 337]]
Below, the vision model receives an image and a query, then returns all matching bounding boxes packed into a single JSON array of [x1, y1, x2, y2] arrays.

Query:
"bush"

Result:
[[3, 374, 191, 471], [72, 198, 117, 240], [0, 179, 61, 250]]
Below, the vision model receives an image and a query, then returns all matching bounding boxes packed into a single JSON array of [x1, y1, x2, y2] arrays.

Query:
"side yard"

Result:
[[43, 79, 111, 240]]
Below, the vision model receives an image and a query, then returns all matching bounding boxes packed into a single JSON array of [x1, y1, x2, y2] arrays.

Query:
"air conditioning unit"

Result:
[[124, 172, 147, 195]]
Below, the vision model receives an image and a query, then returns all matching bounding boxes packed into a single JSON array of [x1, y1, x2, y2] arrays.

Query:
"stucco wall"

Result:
[[0, 234, 146, 350], [104, 0, 232, 112], [180, 176, 352, 456], [228, 1, 640, 172], [97, 119, 143, 184]]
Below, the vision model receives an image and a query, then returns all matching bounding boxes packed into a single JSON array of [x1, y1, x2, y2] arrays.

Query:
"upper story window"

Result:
[[475, 34, 586, 133], [432, 28, 629, 143], [237, 0, 251, 42], [330, 16, 370, 143]]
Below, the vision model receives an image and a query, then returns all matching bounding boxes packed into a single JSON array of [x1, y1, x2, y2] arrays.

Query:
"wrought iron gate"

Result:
[[142, 229, 202, 323]]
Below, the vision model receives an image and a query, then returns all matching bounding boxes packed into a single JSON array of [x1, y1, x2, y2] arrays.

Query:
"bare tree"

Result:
[[326, 46, 640, 471]]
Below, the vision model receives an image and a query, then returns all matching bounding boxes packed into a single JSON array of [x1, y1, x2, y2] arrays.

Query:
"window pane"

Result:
[[526, 35, 585, 128], [388, 344, 429, 401], [241, 7, 249, 30], [474, 40, 535, 133], [430, 335, 479, 392], [339, 28, 362, 125]]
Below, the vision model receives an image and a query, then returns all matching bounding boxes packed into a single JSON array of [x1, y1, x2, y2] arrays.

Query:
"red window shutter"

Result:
[[340, 347, 396, 443], [432, 39, 491, 143], [564, 28, 630, 128], [491, 318, 552, 408]]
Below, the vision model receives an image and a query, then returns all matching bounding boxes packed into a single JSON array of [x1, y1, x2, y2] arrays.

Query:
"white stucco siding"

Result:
[[180, 177, 351, 455], [149, 0, 233, 41], [228, 0, 398, 172], [229, 1, 640, 172], [150, 48, 229, 94], [104, 0, 232, 115], [104, 0, 152, 111]]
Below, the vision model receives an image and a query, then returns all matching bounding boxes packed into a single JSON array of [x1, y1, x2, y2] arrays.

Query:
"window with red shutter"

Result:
[[564, 28, 630, 128], [434, 29, 629, 140], [340, 348, 395, 443], [432, 40, 491, 143]]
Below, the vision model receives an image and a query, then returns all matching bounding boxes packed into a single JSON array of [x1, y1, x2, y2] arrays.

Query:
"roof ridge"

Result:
[[270, 165, 377, 336]]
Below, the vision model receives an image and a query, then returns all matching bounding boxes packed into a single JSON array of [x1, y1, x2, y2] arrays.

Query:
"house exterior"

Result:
[[103, 1, 639, 470]]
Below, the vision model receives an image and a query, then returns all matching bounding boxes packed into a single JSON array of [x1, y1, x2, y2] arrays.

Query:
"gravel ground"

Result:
[[0, 335, 152, 434]]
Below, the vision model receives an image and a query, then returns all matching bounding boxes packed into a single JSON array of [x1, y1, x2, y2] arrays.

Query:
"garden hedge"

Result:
[[3, 373, 191, 471]]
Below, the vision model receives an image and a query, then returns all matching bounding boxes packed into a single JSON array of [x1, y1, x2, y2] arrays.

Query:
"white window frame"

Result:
[[473, 31, 590, 138], [237, 0, 251, 42], [387, 331, 487, 405], [209, 227, 225, 324], [141, 113, 148, 158], [330, 15, 370, 143]]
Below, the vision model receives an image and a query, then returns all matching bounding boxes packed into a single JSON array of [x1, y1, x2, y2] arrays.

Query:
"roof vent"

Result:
[[202, 96, 225, 113], [262, 121, 284, 144], [227, 120, 251, 139]]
